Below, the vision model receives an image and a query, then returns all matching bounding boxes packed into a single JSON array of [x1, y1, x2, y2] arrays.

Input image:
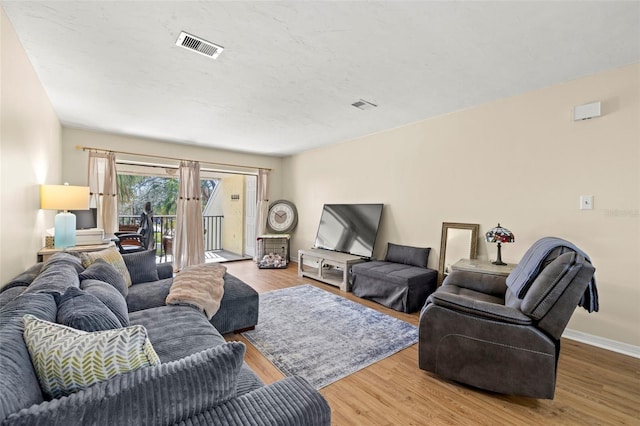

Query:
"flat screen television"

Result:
[[313, 204, 383, 259], [70, 208, 97, 229]]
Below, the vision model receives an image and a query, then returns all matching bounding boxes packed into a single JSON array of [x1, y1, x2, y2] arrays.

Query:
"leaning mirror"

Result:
[[438, 222, 480, 285]]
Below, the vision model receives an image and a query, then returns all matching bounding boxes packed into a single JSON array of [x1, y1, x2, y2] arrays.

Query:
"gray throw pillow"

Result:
[[122, 249, 159, 285], [80, 279, 130, 327], [56, 287, 121, 332], [79, 259, 128, 297], [384, 243, 430, 268]]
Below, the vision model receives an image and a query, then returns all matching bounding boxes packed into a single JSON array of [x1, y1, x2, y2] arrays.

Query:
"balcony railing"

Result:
[[118, 214, 223, 256]]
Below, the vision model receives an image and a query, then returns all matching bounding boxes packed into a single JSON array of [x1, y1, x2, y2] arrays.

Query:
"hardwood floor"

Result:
[[223, 260, 640, 425]]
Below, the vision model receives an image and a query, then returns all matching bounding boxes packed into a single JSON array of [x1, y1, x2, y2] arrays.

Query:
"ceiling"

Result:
[[3, 1, 639, 157]]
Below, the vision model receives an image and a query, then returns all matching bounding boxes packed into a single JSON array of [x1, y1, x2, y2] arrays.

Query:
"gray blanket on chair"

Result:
[[506, 237, 598, 312]]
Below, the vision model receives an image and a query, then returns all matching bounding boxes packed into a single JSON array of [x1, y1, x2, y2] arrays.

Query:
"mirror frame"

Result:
[[438, 222, 480, 285]]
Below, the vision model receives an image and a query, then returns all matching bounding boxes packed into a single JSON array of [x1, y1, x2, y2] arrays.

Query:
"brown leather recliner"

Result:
[[418, 239, 597, 399]]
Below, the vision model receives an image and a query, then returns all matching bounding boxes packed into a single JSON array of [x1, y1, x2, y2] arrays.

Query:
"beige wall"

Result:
[[0, 9, 62, 284], [283, 64, 640, 347], [220, 175, 245, 255]]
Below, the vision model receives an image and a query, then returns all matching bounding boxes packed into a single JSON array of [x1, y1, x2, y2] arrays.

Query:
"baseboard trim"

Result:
[[563, 329, 640, 358]]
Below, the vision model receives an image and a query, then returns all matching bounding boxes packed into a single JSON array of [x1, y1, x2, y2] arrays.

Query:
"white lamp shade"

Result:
[[40, 185, 90, 211]]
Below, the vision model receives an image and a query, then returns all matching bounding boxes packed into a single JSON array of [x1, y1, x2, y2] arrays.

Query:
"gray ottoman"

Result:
[[351, 261, 437, 313], [210, 273, 259, 334]]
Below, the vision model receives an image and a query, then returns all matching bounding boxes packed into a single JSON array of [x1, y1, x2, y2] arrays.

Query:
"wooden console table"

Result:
[[298, 248, 365, 292], [37, 241, 115, 263]]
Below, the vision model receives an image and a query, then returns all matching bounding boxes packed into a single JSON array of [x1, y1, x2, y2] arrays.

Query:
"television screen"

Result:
[[313, 204, 383, 258], [71, 208, 97, 229]]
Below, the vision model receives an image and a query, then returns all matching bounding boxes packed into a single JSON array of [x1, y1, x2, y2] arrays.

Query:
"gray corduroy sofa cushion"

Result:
[[2, 343, 247, 426], [122, 249, 159, 284], [126, 278, 174, 313], [0, 293, 57, 422], [1, 263, 43, 292], [23, 254, 82, 296], [0, 286, 28, 310], [80, 279, 130, 327], [210, 273, 259, 334], [79, 259, 128, 298], [129, 304, 226, 362], [56, 287, 122, 331], [176, 376, 332, 426]]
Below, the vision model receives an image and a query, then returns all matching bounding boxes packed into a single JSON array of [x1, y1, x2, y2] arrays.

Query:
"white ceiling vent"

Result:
[[175, 31, 224, 59], [351, 99, 377, 110]]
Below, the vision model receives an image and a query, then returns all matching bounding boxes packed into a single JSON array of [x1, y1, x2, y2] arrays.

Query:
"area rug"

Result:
[[242, 284, 418, 389]]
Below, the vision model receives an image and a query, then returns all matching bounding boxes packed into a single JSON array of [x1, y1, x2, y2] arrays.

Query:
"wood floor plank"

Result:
[[223, 260, 640, 425]]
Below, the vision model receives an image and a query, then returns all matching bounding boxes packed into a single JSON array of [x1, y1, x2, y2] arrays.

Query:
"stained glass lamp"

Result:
[[485, 223, 514, 266]]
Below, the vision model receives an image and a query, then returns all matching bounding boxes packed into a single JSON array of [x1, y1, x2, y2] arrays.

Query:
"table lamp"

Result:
[[40, 183, 90, 248], [485, 223, 514, 266]]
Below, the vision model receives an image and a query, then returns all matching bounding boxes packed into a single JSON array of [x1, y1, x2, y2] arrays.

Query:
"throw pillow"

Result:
[[79, 258, 128, 297], [78, 259, 129, 297], [22, 314, 160, 399], [56, 287, 122, 332], [80, 246, 132, 287], [385, 243, 430, 268], [80, 279, 130, 327], [122, 249, 160, 285]]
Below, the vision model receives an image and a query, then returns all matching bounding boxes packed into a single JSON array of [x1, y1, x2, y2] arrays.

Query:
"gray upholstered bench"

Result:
[[210, 273, 259, 334], [351, 243, 437, 313]]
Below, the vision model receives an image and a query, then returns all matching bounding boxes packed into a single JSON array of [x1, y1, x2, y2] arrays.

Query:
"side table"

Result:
[[37, 241, 115, 263], [450, 258, 516, 277]]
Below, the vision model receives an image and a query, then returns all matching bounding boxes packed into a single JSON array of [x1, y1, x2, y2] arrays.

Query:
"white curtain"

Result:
[[174, 161, 205, 272], [254, 169, 270, 261], [88, 152, 118, 235]]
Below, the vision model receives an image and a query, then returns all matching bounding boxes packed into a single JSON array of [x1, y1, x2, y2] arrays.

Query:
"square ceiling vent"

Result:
[[176, 31, 224, 59]]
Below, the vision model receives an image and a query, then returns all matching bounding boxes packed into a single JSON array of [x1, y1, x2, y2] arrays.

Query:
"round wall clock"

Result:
[[267, 200, 298, 234]]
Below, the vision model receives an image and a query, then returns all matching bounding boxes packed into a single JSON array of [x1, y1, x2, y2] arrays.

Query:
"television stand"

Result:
[[298, 248, 366, 292]]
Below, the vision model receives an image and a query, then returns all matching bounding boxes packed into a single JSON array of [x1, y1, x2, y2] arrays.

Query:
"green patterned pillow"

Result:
[[80, 246, 132, 287], [22, 314, 160, 399]]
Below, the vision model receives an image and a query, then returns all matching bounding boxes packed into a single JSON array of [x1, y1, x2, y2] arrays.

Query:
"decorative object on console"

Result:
[[40, 183, 90, 249], [266, 200, 298, 234], [485, 223, 515, 266]]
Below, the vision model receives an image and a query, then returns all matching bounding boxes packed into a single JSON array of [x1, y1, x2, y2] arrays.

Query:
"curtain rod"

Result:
[[76, 145, 272, 172], [116, 160, 257, 177]]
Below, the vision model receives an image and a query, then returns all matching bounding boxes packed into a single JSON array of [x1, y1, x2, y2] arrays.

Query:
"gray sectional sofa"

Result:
[[0, 250, 331, 425]]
